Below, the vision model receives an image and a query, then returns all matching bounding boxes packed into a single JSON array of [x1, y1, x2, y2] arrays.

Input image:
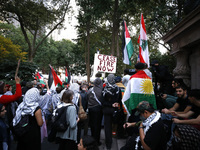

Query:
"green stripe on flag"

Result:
[[127, 41, 134, 59], [124, 93, 156, 114]]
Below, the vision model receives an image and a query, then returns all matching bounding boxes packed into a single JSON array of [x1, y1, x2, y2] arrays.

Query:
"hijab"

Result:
[[69, 83, 80, 106], [13, 88, 40, 126], [103, 74, 119, 97], [93, 78, 103, 99]]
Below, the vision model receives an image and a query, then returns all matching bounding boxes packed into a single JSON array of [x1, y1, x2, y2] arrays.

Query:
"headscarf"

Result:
[[93, 78, 103, 99], [173, 124, 200, 150], [103, 74, 119, 97], [13, 88, 40, 126], [69, 83, 80, 106]]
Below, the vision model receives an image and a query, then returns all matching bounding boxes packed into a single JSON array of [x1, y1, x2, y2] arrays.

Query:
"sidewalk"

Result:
[[98, 128, 127, 150], [11, 128, 127, 150]]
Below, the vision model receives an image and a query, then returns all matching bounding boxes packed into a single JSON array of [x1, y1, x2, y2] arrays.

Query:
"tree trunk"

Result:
[[111, 0, 119, 56], [86, 24, 91, 83]]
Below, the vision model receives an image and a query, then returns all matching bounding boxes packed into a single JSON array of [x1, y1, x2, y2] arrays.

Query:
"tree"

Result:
[[0, 22, 29, 52], [0, 0, 71, 62], [76, 0, 111, 82], [0, 59, 37, 83], [0, 35, 27, 62], [34, 38, 80, 74]]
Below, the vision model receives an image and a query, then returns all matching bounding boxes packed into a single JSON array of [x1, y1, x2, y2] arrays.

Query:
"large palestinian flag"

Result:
[[122, 21, 134, 65], [122, 71, 156, 116], [48, 65, 63, 91]]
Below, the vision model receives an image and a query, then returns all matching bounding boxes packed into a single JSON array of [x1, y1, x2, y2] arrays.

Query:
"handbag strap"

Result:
[[91, 88, 102, 105], [79, 95, 82, 107]]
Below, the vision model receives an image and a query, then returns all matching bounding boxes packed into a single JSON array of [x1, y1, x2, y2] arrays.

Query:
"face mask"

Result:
[[140, 115, 146, 121]]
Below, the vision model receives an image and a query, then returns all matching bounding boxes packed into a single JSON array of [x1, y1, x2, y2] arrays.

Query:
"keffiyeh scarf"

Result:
[[135, 111, 161, 150], [173, 124, 200, 150], [103, 74, 119, 97], [13, 88, 40, 126]]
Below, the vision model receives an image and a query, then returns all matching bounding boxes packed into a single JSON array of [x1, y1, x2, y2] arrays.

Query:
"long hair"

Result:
[[61, 90, 74, 103]]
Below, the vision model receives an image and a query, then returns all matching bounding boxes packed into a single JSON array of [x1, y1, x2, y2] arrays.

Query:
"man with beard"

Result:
[[161, 85, 192, 148], [161, 85, 192, 116], [172, 89, 200, 130]]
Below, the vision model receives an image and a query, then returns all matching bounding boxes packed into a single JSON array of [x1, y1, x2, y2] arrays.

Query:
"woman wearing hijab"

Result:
[[87, 78, 103, 146], [102, 74, 122, 150], [13, 88, 43, 150]]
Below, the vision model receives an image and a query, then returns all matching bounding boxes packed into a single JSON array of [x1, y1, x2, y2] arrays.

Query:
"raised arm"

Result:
[[0, 77, 22, 104]]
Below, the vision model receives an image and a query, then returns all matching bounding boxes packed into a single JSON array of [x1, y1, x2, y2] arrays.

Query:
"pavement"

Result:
[[98, 128, 127, 150], [11, 128, 127, 150]]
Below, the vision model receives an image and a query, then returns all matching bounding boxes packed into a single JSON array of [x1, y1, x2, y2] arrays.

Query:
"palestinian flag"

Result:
[[139, 14, 150, 67], [65, 68, 71, 84], [48, 65, 63, 91], [35, 72, 46, 87], [122, 70, 156, 116], [122, 21, 134, 65]]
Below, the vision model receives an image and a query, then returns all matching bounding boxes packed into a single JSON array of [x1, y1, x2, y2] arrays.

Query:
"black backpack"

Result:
[[11, 115, 31, 139], [48, 105, 71, 142]]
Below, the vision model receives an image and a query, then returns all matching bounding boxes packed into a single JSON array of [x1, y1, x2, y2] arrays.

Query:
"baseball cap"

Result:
[[134, 101, 152, 116]]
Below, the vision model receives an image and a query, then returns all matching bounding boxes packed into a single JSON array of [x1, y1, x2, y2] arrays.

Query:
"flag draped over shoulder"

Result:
[[48, 65, 63, 91], [35, 72, 46, 87], [122, 71, 156, 116], [139, 14, 150, 67], [65, 68, 71, 84], [122, 21, 134, 65]]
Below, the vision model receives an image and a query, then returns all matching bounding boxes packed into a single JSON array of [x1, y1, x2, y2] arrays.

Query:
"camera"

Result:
[[160, 93, 163, 97]]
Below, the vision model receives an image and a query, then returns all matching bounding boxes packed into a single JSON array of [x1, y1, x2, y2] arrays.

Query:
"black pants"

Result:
[[88, 105, 103, 144], [77, 118, 89, 142], [120, 134, 137, 150], [103, 107, 115, 149], [58, 139, 77, 150]]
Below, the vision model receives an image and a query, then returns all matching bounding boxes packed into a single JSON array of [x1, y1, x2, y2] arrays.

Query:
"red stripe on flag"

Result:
[[50, 66, 63, 87], [124, 21, 131, 38], [130, 70, 151, 79], [141, 14, 146, 33], [139, 46, 145, 63]]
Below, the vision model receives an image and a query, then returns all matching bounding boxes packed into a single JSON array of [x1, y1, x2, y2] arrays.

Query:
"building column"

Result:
[[189, 45, 200, 89], [173, 50, 191, 87]]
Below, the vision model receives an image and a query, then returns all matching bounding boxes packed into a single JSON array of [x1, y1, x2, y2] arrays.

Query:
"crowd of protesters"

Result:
[[0, 61, 200, 150]]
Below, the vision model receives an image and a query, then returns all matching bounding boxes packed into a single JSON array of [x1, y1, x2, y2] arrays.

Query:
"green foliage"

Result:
[[0, 35, 27, 62], [0, 59, 37, 82], [33, 37, 83, 74], [0, 23, 29, 52], [0, 0, 71, 61]]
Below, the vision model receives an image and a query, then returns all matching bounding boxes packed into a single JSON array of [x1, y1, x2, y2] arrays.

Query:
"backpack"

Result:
[[48, 105, 71, 142], [11, 115, 31, 139]]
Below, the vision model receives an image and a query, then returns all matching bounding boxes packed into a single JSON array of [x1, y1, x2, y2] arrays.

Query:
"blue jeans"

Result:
[[161, 113, 177, 144]]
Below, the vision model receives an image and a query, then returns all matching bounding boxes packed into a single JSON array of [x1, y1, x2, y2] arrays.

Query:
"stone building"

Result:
[[162, 5, 200, 89]]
